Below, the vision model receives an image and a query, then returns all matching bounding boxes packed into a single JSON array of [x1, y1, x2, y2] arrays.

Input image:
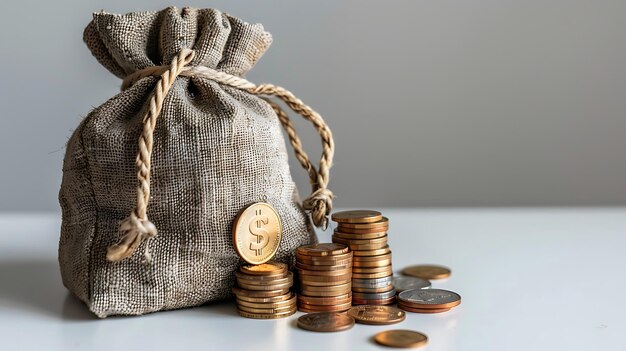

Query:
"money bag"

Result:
[[58, 7, 334, 318]]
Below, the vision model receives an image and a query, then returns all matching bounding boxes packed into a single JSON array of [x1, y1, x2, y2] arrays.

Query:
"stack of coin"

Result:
[[232, 261, 297, 319], [397, 288, 461, 314], [331, 210, 396, 305], [296, 243, 353, 312]]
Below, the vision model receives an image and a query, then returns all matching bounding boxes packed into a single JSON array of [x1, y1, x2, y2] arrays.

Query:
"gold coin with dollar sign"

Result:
[[233, 202, 282, 265]]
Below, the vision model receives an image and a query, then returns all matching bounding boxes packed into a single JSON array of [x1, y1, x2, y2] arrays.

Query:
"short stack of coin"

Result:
[[296, 243, 353, 312], [397, 288, 461, 314], [232, 261, 297, 319], [331, 210, 396, 305]]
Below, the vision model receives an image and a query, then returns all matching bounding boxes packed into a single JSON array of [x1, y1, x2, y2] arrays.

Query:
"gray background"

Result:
[[1, 0, 625, 212]]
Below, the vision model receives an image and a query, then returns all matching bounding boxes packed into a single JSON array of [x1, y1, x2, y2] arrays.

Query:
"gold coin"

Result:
[[232, 202, 282, 265], [332, 235, 388, 246], [332, 210, 382, 223], [235, 270, 288, 282], [235, 292, 294, 303], [401, 265, 451, 280], [296, 262, 352, 271], [296, 243, 350, 257], [297, 312, 355, 332], [335, 241, 389, 251], [347, 305, 405, 325], [334, 226, 388, 235], [297, 257, 353, 266], [232, 287, 290, 298], [336, 217, 389, 229], [333, 231, 387, 239], [374, 330, 428, 348], [240, 261, 288, 276], [237, 308, 296, 319], [353, 246, 391, 257]]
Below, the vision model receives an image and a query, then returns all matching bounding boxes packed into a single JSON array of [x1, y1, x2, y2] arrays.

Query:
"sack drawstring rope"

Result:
[[107, 49, 334, 262]]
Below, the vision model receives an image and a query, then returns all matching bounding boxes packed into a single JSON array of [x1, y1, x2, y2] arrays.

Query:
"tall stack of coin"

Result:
[[233, 261, 297, 319], [331, 210, 396, 305], [296, 243, 353, 312]]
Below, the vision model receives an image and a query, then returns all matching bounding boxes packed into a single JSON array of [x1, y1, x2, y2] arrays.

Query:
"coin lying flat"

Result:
[[347, 305, 406, 325], [297, 312, 355, 332], [332, 210, 383, 223], [337, 217, 389, 229], [398, 304, 451, 314], [374, 330, 428, 348], [297, 243, 350, 257], [392, 276, 431, 292], [401, 265, 451, 280], [398, 288, 461, 309], [232, 202, 282, 265]]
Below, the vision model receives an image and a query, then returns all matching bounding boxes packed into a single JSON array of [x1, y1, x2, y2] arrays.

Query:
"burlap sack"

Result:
[[58, 7, 334, 318]]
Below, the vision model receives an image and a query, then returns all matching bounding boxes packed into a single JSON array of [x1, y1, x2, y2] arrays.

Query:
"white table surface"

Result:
[[1, 208, 625, 351]]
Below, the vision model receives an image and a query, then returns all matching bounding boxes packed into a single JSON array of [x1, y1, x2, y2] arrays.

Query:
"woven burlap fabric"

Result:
[[58, 7, 316, 318]]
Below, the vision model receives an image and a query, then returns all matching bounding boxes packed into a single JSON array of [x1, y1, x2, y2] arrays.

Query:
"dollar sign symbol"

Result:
[[249, 209, 270, 256]]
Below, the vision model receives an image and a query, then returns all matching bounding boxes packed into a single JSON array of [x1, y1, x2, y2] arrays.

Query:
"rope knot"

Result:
[[107, 212, 158, 262], [303, 188, 334, 229]]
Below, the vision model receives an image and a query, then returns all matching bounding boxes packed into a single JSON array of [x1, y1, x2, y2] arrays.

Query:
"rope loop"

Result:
[[108, 49, 334, 262]]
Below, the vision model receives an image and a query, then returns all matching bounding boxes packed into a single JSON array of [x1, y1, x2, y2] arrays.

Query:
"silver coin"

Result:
[[352, 289, 397, 300], [352, 276, 393, 288], [392, 276, 431, 292], [398, 288, 461, 306]]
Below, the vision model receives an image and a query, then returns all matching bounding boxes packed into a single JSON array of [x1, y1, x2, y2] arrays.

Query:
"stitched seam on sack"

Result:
[[78, 113, 100, 305]]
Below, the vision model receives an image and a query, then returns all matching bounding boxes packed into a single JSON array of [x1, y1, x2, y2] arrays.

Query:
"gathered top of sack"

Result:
[[84, 7, 273, 78]]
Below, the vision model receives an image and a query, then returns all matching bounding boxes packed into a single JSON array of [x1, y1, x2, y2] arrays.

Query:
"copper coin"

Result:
[[296, 251, 353, 262], [298, 292, 351, 303], [335, 242, 389, 251], [374, 330, 428, 348], [237, 280, 293, 291], [352, 296, 397, 305], [352, 265, 393, 274], [353, 252, 392, 262], [336, 217, 389, 229], [332, 235, 388, 246], [240, 261, 288, 276], [352, 271, 393, 279], [296, 262, 351, 271], [352, 284, 395, 293], [235, 270, 288, 282], [401, 265, 451, 280], [297, 257, 353, 267], [236, 271, 293, 285], [296, 243, 350, 257], [236, 292, 295, 303], [300, 282, 351, 292], [237, 308, 296, 319], [298, 306, 352, 313], [297, 312, 355, 332], [347, 305, 406, 325], [353, 246, 391, 257], [299, 279, 351, 287], [232, 287, 290, 298], [237, 304, 297, 314], [333, 230, 388, 239], [232, 202, 282, 265], [334, 227, 388, 235], [298, 268, 352, 277], [332, 210, 383, 223], [300, 288, 352, 297], [398, 303, 451, 314], [298, 273, 352, 282], [353, 259, 392, 268], [398, 288, 461, 309]]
